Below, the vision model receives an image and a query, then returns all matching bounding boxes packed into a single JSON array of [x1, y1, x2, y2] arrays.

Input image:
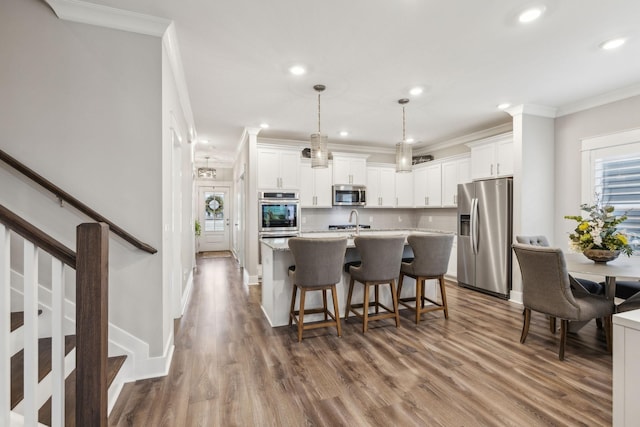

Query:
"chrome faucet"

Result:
[[349, 209, 360, 235]]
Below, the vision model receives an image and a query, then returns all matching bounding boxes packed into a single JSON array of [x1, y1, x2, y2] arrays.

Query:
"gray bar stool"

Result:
[[288, 237, 348, 342], [345, 235, 404, 333], [397, 233, 453, 324]]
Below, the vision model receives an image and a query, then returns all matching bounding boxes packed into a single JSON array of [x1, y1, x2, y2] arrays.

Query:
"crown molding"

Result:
[[557, 82, 640, 117], [413, 122, 513, 155], [505, 104, 557, 118], [44, 0, 171, 37]]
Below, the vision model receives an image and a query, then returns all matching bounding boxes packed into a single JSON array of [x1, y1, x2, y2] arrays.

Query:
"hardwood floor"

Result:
[[108, 255, 612, 426]]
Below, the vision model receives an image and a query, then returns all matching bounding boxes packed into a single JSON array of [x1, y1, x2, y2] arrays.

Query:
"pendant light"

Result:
[[395, 98, 412, 172], [310, 84, 329, 168]]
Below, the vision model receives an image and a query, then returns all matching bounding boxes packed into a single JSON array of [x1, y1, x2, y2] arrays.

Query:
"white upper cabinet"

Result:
[[367, 166, 396, 207], [441, 155, 470, 207], [332, 153, 367, 185], [300, 160, 333, 208], [257, 146, 301, 190], [468, 132, 513, 180], [395, 171, 414, 207], [413, 163, 441, 207]]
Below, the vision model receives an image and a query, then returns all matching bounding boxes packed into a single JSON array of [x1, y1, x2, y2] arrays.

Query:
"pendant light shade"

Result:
[[395, 98, 412, 173], [310, 84, 329, 168]]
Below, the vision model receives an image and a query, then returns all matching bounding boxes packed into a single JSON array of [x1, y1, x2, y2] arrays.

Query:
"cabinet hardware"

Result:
[[426, 196, 429, 206], [497, 163, 500, 175], [396, 197, 398, 206], [490, 164, 493, 176], [454, 195, 457, 205], [424, 197, 427, 206]]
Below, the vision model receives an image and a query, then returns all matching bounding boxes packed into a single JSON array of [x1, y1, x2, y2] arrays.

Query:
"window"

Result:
[[582, 129, 640, 252]]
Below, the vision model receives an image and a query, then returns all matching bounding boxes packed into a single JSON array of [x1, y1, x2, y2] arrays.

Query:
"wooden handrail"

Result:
[[0, 204, 76, 268], [0, 149, 157, 254]]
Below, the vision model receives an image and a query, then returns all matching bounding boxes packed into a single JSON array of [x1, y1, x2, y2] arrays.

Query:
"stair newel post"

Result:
[[76, 222, 109, 427]]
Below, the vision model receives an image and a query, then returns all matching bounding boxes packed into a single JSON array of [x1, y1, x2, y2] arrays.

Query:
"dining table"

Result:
[[564, 253, 640, 301]]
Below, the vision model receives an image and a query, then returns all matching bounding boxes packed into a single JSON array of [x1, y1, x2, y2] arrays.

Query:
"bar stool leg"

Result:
[[298, 289, 306, 342], [322, 289, 328, 321], [375, 284, 380, 314], [390, 279, 400, 328], [345, 277, 355, 320], [415, 277, 422, 324], [397, 273, 405, 299], [289, 284, 298, 327], [363, 282, 370, 333], [439, 276, 449, 319], [331, 284, 342, 338]]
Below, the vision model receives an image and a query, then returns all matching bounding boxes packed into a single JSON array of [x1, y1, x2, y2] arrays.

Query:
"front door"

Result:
[[198, 186, 230, 252]]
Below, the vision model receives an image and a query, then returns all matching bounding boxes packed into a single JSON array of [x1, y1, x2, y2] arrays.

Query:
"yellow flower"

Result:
[[580, 233, 591, 242], [578, 221, 589, 231], [617, 234, 628, 245]]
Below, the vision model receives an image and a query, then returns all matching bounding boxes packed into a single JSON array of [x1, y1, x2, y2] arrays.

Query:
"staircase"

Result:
[[1, 212, 128, 426], [9, 312, 127, 426]]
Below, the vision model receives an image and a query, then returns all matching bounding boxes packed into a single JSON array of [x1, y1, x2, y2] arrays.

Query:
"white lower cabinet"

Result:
[[613, 311, 640, 426]]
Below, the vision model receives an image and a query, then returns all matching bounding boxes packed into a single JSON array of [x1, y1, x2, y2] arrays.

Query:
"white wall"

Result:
[[0, 0, 167, 355], [554, 95, 640, 249]]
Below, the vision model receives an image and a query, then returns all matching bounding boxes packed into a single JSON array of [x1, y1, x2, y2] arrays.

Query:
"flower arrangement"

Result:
[[564, 198, 633, 256]]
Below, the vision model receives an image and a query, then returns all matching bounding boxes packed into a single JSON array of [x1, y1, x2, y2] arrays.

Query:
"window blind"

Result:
[[595, 154, 640, 250]]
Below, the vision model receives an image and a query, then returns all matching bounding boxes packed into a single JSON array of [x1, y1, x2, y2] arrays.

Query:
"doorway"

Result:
[[197, 186, 231, 252]]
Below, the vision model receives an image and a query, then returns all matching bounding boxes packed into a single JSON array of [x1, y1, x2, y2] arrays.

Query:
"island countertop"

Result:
[[260, 228, 453, 251]]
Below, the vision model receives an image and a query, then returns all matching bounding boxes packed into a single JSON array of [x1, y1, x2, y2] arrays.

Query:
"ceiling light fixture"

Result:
[[497, 103, 511, 110], [260, 123, 270, 129], [289, 65, 306, 76], [518, 6, 544, 23], [395, 98, 412, 173], [310, 84, 329, 168], [601, 38, 626, 50], [197, 156, 216, 179], [409, 87, 423, 96], [339, 131, 349, 137]]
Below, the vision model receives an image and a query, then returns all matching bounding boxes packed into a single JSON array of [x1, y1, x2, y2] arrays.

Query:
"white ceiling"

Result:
[[75, 0, 640, 165]]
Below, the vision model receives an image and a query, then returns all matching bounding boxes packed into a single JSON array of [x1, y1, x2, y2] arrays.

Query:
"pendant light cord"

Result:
[[317, 92, 321, 133]]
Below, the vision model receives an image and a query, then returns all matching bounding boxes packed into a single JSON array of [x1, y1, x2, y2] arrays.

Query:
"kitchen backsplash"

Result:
[[301, 206, 457, 233]]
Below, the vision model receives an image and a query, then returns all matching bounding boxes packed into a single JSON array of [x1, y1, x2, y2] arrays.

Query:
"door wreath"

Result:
[[205, 194, 224, 216]]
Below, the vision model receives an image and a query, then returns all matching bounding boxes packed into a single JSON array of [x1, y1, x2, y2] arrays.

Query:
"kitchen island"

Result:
[[260, 230, 453, 327]]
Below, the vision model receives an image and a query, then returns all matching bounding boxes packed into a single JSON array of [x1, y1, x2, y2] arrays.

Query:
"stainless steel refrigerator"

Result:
[[457, 178, 512, 298]]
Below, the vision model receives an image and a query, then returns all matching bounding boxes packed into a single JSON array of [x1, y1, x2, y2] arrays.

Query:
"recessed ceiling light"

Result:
[[600, 38, 626, 50], [288, 65, 306, 76], [497, 103, 511, 110], [260, 123, 270, 129], [339, 131, 349, 137], [409, 87, 423, 96], [405, 137, 415, 143], [518, 6, 545, 23]]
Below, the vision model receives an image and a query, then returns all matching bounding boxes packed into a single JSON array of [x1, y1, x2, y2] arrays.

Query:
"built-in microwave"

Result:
[[258, 191, 300, 237], [332, 185, 366, 206]]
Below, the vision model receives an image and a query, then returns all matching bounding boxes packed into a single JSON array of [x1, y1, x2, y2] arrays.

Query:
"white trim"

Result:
[[415, 123, 513, 154], [558, 83, 640, 117], [581, 127, 640, 151], [509, 291, 523, 305], [180, 269, 194, 317], [505, 104, 557, 118], [163, 24, 195, 130], [465, 131, 513, 149], [44, 0, 171, 37]]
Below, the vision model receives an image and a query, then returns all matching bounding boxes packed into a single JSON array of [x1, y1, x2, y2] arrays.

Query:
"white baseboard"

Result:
[[509, 290, 523, 304]]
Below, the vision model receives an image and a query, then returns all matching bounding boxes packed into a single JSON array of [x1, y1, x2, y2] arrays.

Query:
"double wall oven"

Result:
[[258, 191, 300, 237]]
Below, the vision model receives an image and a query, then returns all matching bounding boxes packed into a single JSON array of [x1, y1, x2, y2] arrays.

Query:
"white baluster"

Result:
[[23, 240, 39, 426], [0, 225, 10, 427], [51, 259, 65, 427]]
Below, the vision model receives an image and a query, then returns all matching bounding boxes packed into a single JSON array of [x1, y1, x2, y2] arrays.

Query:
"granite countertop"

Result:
[[260, 228, 454, 251]]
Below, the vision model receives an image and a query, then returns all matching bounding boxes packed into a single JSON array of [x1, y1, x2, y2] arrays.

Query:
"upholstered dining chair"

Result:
[[397, 233, 454, 324], [512, 243, 614, 360], [288, 237, 348, 342], [345, 235, 405, 333], [515, 235, 603, 295]]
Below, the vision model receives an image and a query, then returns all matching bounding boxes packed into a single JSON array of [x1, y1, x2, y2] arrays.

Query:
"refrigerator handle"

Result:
[[471, 197, 478, 255]]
